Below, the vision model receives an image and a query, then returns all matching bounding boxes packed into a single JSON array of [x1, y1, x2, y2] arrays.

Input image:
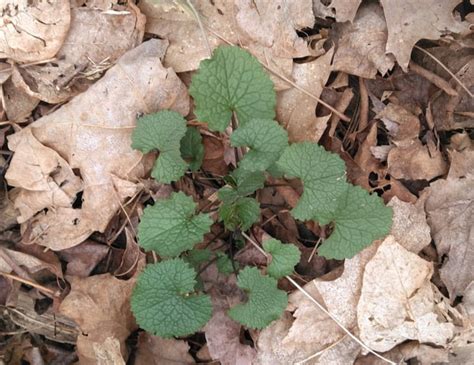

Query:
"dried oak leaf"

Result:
[[5, 40, 190, 250], [0, 0, 70, 63], [276, 48, 334, 143], [424, 176, 474, 300], [331, 2, 395, 78], [134, 332, 195, 365], [358, 236, 454, 352], [12, 3, 145, 104], [380, 0, 470, 71], [59, 274, 136, 365]]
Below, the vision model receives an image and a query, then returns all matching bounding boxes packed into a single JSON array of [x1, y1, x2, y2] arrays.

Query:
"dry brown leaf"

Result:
[[13, 3, 145, 104], [93, 337, 126, 365], [424, 177, 474, 300], [387, 139, 448, 181], [58, 240, 109, 277], [358, 235, 454, 352], [140, 0, 313, 90], [380, 0, 469, 71], [331, 2, 394, 78], [0, 190, 18, 232], [5, 40, 189, 250], [134, 332, 195, 365], [388, 196, 431, 254], [59, 274, 136, 364], [448, 149, 474, 179], [375, 103, 420, 142], [201, 263, 256, 365], [313, 0, 362, 23], [276, 48, 334, 142], [139, 0, 236, 73], [2, 74, 39, 123], [0, 0, 70, 63]]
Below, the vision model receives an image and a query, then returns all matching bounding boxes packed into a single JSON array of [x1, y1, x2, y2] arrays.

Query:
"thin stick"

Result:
[[414, 45, 473, 98], [358, 77, 369, 132], [307, 237, 322, 263], [409, 62, 458, 97], [0, 272, 59, 297], [240, 232, 396, 365]]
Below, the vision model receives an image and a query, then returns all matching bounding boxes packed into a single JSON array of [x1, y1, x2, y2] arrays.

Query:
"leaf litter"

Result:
[[1, 0, 473, 364]]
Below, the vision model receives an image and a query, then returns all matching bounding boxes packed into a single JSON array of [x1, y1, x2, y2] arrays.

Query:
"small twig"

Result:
[[414, 45, 473, 98], [409, 62, 458, 97], [358, 77, 369, 132], [307, 237, 322, 263], [240, 232, 396, 365], [0, 272, 59, 297]]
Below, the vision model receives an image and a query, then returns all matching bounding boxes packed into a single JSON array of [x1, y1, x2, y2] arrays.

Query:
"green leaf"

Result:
[[132, 111, 188, 183], [189, 46, 276, 131], [232, 168, 265, 196], [231, 119, 288, 172], [318, 185, 393, 259], [138, 192, 212, 257], [185, 248, 212, 269], [263, 239, 301, 279], [180, 127, 204, 171], [216, 252, 234, 275], [218, 192, 260, 231], [131, 258, 212, 338], [228, 267, 287, 329], [276, 142, 347, 224]]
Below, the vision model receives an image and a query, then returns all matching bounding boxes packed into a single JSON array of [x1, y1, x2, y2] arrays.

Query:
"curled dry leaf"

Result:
[[424, 176, 474, 300], [358, 235, 455, 352], [0, 0, 70, 63], [380, 0, 470, 71], [276, 48, 334, 143], [313, 0, 362, 23], [331, 2, 395, 78], [59, 274, 137, 365], [134, 332, 195, 365], [5, 40, 190, 250], [12, 3, 145, 104]]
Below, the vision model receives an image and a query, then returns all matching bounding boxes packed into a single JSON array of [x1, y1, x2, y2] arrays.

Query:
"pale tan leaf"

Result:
[[332, 2, 395, 78], [380, 0, 469, 71], [276, 48, 334, 143], [59, 274, 136, 365], [358, 236, 454, 352], [13, 3, 145, 104], [424, 177, 474, 300], [0, 0, 70, 63], [5, 40, 189, 250], [388, 197, 431, 253], [93, 337, 126, 365]]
